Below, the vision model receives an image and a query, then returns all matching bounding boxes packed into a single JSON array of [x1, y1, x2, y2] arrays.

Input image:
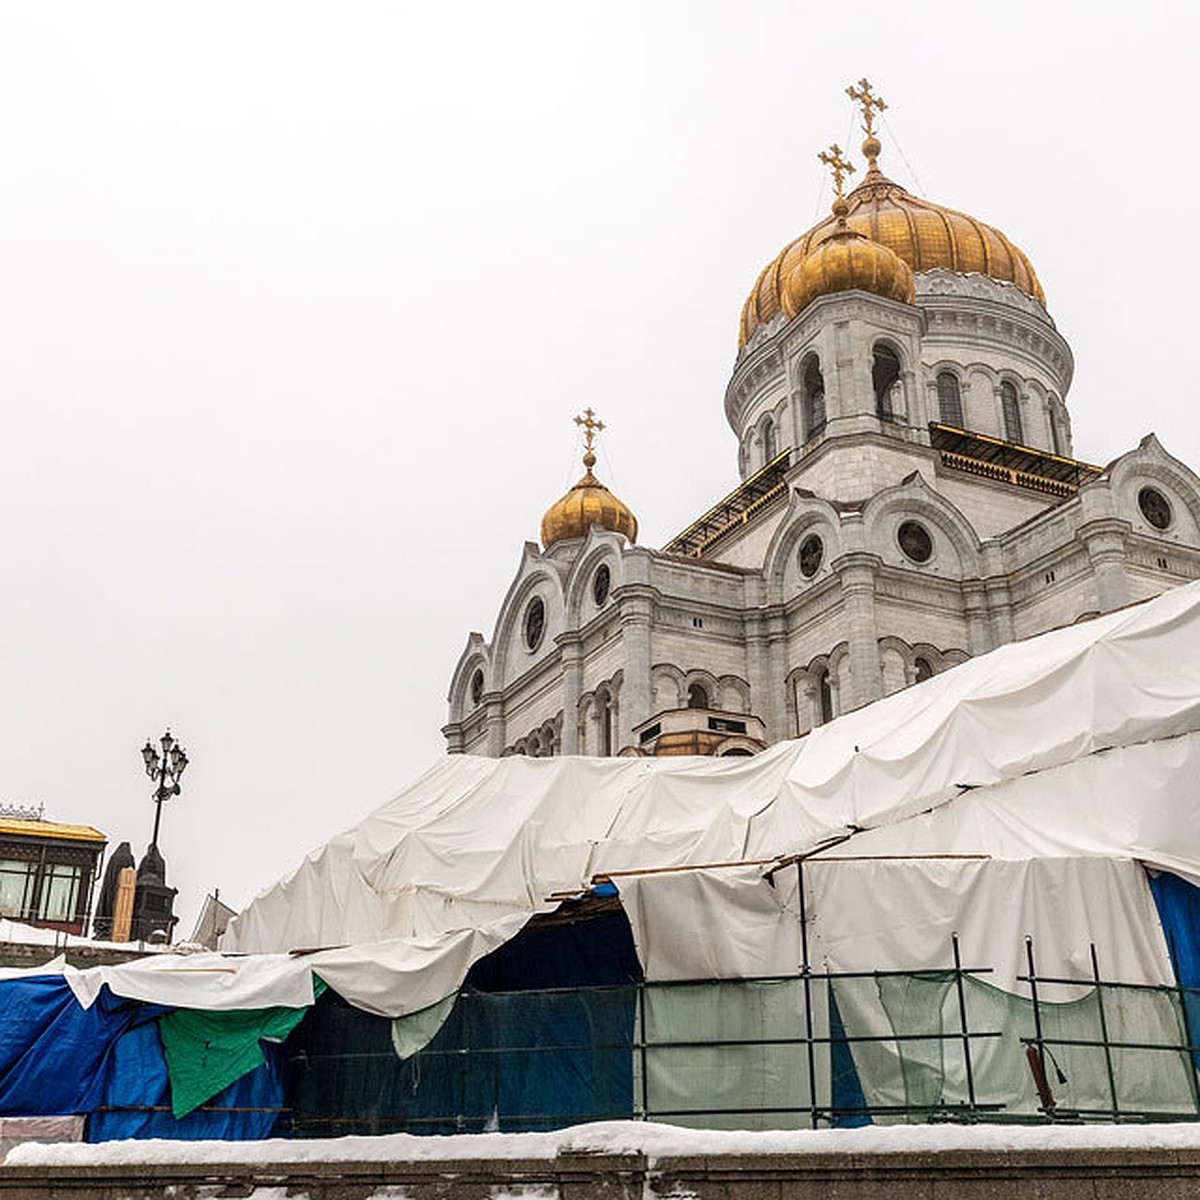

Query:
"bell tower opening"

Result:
[[873, 343, 901, 420]]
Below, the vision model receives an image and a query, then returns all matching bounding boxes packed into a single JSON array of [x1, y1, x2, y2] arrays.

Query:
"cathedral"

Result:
[[444, 81, 1200, 760]]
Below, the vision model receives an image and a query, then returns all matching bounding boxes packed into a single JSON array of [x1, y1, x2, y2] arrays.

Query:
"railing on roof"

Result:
[[663, 448, 793, 559], [930, 423, 1102, 497]]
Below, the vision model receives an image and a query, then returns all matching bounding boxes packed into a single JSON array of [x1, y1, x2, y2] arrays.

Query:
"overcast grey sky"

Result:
[[0, 2, 1196, 930]]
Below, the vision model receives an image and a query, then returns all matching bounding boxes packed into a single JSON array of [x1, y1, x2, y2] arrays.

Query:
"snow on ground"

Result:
[[9, 1120, 1200, 1168]]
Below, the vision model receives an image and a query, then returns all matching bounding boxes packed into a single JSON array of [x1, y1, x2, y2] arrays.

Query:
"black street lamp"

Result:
[[141, 730, 188, 851]]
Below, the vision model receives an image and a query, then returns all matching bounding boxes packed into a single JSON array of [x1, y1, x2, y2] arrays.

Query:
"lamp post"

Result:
[[141, 730, 188, 851]]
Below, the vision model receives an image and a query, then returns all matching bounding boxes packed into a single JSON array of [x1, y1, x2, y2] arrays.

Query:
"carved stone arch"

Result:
[[1107, 435, 1200, 538], [447, 635, 492, 721], [582, 670, 623, 756], [563, 531, 625, 624], [492, 552, 567, 688], [716, 674, 751, 713], [651, 663, 686, 710], [863, 474, 982, 577], [877, 634, 912, 696], [763, 493, 842, 604], [942, 648, 970, 669], [715, 736, 762, 756], [788, 644, 848, 735], [682, 668, 721, 710]]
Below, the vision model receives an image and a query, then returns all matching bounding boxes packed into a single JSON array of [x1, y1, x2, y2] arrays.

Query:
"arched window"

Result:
[[937, 372, 963, 427], [914, 657, 934, 683], [816, 668, 834, 726], [803, 355, 825, 440], [873, 343, 901, 419], [762, 417, 777, 464], [1001, 381, 1023, 444], [597, 691, 613, 757], [687, 683, 710, 710]]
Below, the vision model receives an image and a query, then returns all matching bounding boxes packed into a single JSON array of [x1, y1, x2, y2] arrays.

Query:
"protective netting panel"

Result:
[[834, 972, 1198, 1121], [637, 979, 829, 1129]]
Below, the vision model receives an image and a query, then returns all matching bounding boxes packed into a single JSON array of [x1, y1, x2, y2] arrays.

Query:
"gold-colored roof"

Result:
[[739, 136, 1044, 347], [781, 143, 915, 317], [541, 408, 638, 550], [0, 817, 106, 843]]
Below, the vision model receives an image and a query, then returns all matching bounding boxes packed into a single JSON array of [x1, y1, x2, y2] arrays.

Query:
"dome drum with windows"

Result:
[[740, 80, 1045, 347], [541, 409, 638, 550]]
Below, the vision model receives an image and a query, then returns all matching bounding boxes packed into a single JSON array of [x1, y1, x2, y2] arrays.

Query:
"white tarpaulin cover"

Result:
[[79, 576, 1185, 1017]]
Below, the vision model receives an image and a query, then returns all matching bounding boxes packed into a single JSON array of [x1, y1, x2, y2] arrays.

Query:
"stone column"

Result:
[[442, 723, 465, 754], [745, 612, 787, 742], [961, 581, 994, 656], [1080, 518, 1132, 612], [833, 552, 884, 711], [484, 695, 505, 758], [619, 590, 654, 749], [984, 578, 1016, 648], [559, 635, 584, 755]]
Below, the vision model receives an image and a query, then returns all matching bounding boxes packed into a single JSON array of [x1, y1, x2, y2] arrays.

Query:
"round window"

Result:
[[470, 669, 484, 707], [523, 596, 546, 650], [798, 534, 824, 579], [1138, 486, 1173, 530], [593, 564, 611, 606], [898, 520, 933, 564]]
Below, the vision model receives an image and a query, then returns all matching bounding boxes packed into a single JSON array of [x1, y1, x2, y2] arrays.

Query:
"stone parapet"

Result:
[[6, 1145, 1200, 1200]]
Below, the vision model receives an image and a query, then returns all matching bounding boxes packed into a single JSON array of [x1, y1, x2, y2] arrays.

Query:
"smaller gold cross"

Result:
[[574, 407, 605, 472], [846, 77, 887, 137], [818, 144, 855, 201], [574, 407, 605, 452]]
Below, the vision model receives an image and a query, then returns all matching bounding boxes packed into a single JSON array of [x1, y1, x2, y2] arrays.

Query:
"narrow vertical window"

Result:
[[1001, 381, 1023, 443], [598, 693, 613, 757], [873, 344, 901, 419], [816, 668, 834, 725], [687, 683, 709, 709], [937, 372, 963, 427], [762, 417, 777, 464], [803, 355, 825, 439]]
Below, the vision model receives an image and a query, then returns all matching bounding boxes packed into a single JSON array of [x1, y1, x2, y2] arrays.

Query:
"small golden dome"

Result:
[[740, 141, 1045, 347], [541, 409, 638, 550], [783, 212, 915, 317]]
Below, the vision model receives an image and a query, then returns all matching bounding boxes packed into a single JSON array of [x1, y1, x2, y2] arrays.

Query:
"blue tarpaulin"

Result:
[[1148, 869, 1200, 1066], [87, 1019, 289, 1142], [0, 977, 165, 1116]]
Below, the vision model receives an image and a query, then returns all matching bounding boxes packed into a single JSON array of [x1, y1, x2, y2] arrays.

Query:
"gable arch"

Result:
[[763, 494, 843, 604], [862, 475, 982, 578], [447, 633, 493, 722], [1107, 437, 1200, 541], [492, 559, 567, 689], [563, 532, 626, 624]]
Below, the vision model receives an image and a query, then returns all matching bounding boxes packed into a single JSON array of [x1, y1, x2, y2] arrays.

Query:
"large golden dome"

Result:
[[541, 410, 638, 550], [740, 142, 1045, 347]]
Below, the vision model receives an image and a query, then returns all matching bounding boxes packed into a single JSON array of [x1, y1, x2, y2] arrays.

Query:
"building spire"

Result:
[[818, 143, 856, 221], [573, 406, 605, 474], [846, 77, 887, 175]]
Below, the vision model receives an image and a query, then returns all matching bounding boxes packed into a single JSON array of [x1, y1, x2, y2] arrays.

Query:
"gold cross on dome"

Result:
[[574, 407, 605, 452], [847, 77, 887, 137], [818, 144, 855, 201], [574, 407, 605, 472]]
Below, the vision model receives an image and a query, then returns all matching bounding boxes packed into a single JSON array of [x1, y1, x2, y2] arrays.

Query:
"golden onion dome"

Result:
[[541, 410, 638, 550], [783, 195, 915, 317], [740, 137, 1045, 347]]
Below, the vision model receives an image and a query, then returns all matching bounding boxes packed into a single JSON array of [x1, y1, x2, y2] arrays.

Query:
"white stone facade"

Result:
[[445, 266, 1200, 758]]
